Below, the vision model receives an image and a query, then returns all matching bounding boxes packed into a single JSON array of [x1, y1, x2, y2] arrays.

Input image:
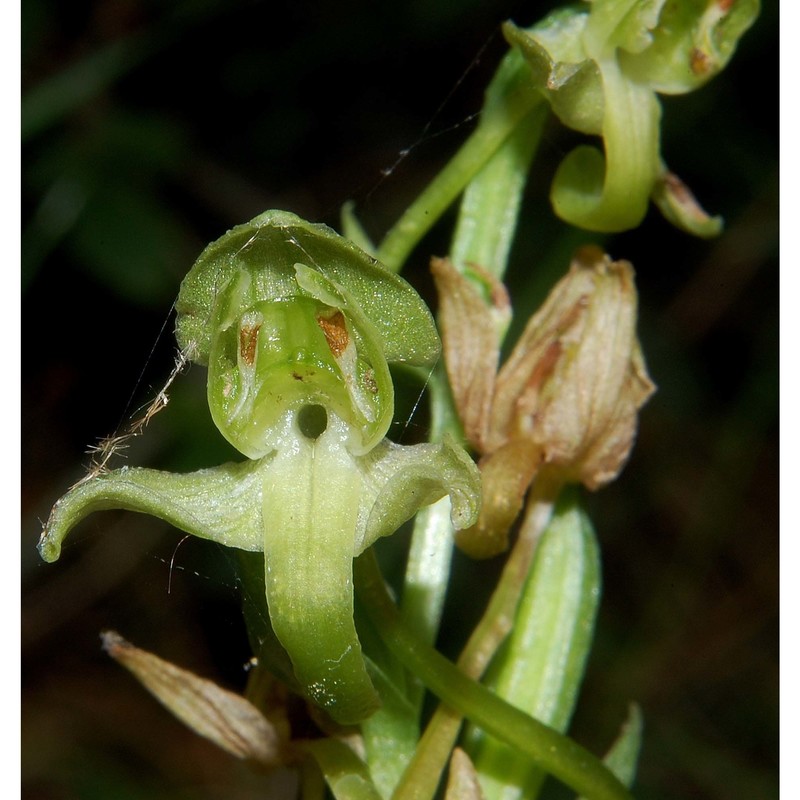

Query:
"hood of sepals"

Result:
[[507, 0, 759, 101], [175, 209, 441, 372], [176, 210, 442, 460], [617, 0, 762, 95]]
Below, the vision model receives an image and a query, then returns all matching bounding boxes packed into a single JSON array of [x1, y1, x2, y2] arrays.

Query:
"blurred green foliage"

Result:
[[22, 1, 777, 798]]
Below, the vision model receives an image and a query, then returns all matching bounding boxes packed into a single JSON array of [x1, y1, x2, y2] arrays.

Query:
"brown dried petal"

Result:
[[486, 250, 600, 452], [651, 169, 723, 238], [571, 341, 655, 489], [431, 256, 510, 451], [492, 246, 655, 490], [102, 630, 285, 767], [445, 748, 486, 800]]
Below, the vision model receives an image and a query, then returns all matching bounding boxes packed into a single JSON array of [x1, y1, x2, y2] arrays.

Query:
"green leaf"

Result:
[[360, 657, 419, 798], [578, 705, 643, 798], [468, 490, 602, 800]]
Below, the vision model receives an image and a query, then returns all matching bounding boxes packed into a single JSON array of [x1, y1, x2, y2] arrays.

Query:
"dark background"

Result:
[[22, 1, 778, 798]]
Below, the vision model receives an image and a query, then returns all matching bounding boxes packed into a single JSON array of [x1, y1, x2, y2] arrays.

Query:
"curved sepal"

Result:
[[38, 459, 271, 563]]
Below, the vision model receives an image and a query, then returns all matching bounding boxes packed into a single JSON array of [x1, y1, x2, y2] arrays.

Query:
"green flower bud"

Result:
[[502, 0, 759, 233]]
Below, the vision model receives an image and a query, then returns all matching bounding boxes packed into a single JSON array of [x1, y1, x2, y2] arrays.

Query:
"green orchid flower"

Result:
[[503, 0, 759, 234], [39, 210, 481, 726]]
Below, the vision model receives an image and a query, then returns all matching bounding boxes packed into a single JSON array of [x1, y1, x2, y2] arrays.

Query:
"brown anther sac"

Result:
[[718, 0, 734, 12], [363, 369, 378, 394], [690, 47, 713, 76], [317, 311, 350, 358], [239, 324, 260, 367]]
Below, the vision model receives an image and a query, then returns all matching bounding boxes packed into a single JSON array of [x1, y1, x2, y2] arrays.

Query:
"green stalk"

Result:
[[302, 738, 384, 800], [391, 477, 561, 800], [375, 97, 543, 273], [354, 549, 633, 800], [399, 55, 547, 665], [400, 368, 462, 647], [399, 366, 463, 733], [399, 96, 545, 657], [450, 104, 546, 280]]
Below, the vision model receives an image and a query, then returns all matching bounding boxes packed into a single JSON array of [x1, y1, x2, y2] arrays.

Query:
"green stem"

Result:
[[400, 367, 463, 718], [401, 368, 463, 643], [302, 738, 384, 800], [392, 474, 562, 800], [450, 104, 547, 280], [375, 99, 543, 273], [354, 549, 633, 800]]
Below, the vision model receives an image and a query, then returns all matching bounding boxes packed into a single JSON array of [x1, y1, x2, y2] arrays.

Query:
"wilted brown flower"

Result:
[[433, 247, 656, 558], [101, 630, 290, 767]]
